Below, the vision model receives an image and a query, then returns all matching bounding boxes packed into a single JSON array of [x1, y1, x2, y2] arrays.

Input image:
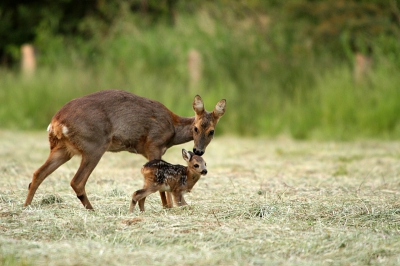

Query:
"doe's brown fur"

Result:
[[129, 149, 207, 212]]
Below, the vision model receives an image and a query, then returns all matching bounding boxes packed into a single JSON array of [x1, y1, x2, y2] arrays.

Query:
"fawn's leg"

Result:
[[130, 187, 158, 212], [172, 192, 188, 207], [159, 192, 168, 207], [146, 149, 173, 208], [138, 197, 146, 212], [158, 192, 173, 208], [166, 192, 173, 208], [179, 195, 188, 206]]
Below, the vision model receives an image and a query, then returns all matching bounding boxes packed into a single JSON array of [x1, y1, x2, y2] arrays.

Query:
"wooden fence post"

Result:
[[21, 44, 36, 77]]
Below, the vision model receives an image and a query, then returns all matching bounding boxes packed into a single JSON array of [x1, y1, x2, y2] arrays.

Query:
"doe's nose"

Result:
[[193, 148, 204, 156], [201, 169, 208, 175]]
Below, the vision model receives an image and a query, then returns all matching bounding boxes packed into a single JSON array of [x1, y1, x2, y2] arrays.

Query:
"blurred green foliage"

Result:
[[0, 0, 399, 139]]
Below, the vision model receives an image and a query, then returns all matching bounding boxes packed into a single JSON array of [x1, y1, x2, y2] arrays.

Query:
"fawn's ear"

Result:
[[193, 95, 204, 116], [213, 99, 226, 121], [182, 149, 192, 162]]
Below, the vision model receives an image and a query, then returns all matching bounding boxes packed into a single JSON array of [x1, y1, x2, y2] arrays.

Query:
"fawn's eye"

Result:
[[209, 130, 214, 136], [194, 164, 199, 168], [194, 127, 198, 133]]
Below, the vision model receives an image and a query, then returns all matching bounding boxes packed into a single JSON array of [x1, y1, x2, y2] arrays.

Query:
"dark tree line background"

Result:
[[1, 0, 399, 68], [0, 0, 178, 66]]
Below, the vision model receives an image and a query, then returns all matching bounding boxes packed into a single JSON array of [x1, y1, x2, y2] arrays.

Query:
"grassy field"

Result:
[[1, 130, 400, 265]]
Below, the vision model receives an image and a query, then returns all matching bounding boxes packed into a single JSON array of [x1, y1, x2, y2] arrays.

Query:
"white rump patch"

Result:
[[62, 125, 69, 136], [47, 124, 52, 132]]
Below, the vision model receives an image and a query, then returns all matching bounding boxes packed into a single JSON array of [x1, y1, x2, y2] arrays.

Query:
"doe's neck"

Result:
[[171, 115, 195, 145]]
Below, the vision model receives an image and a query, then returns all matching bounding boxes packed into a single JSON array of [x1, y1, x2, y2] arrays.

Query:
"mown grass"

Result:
[[1, 131, 400, 265]]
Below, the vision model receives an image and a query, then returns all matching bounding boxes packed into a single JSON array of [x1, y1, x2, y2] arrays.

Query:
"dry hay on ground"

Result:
[[0, 131, 399, 265]]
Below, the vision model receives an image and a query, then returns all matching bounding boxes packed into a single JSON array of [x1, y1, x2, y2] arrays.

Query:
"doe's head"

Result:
[[182, 149, 207, 175], [192, 95, 226, 156]]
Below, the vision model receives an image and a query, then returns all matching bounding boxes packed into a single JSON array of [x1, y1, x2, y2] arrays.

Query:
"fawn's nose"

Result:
[[201, 169, 208, 175], [193, 148, 204, 156]]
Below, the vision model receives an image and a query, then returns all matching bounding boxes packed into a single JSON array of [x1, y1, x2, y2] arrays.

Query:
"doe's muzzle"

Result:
[[193, 148, 204, 156]]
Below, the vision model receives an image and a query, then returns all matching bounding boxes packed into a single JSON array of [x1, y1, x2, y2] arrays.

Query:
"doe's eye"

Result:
[[194, 164, 199, 168], [209, 130, 215, 136], [194, 127, 198, 133]]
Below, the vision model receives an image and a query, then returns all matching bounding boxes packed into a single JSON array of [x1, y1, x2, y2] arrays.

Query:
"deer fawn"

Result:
[[24, 90, 226, 210], [129, 149, 207, 212]]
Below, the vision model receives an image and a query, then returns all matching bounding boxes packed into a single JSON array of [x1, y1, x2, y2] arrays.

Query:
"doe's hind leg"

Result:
[[24, 147, 72, 207], [70, 151, 106, 210]]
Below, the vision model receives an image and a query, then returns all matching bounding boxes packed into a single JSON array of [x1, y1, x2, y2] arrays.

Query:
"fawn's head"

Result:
[[192, 95, 226, 156], [182, 149, 207, 176]]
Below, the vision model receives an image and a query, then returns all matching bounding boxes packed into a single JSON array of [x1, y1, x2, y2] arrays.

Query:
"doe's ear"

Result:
[[182, 149, 192, 162], [193, 95, 204, 116], [213, 99, 226, 120]]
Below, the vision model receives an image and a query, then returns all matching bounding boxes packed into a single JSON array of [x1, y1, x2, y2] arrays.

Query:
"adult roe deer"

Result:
[[129, 149, 207, 212], [24, 90, 226, 210]]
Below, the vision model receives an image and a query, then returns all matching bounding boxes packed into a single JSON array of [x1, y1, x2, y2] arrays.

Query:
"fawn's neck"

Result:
[[187, 170, 201, 186]]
